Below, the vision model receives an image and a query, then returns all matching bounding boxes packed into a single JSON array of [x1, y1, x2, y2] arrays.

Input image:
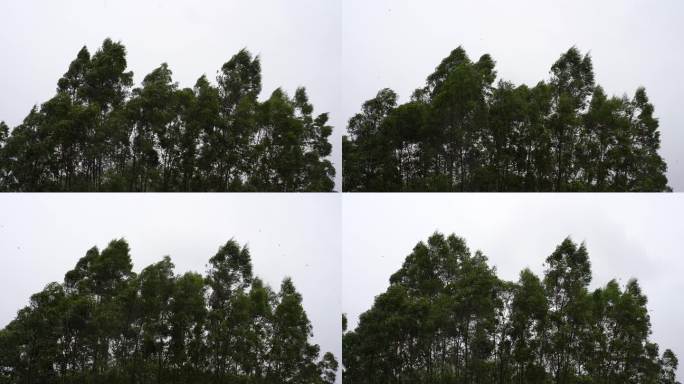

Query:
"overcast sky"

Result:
[[0, 0, 342, 189], [2, 1, 681, 191], [0, 194, 341, 374], [342, 0, 684, 191], [343, 194, 684, 380]]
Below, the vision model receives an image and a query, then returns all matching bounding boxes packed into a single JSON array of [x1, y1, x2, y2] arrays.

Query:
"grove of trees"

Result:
[[343, 47, 670, 192], [342, 233, 679, 383], [0, 239, 337, 384], [0, 39, 335, 191]]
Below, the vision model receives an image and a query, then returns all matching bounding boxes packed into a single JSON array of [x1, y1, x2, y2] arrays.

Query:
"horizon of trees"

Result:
[[0, 38, 335, 192], [343, 47, 670, 192], [343, 233, 679, 383], [0, 239, 337, 384]]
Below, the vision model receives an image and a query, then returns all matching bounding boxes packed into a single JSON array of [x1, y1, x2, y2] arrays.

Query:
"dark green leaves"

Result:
[[343, 233, 678, 383], [343, 46, 670, 192], [0, 39, 335, 191], [0, 239, 336, 384]]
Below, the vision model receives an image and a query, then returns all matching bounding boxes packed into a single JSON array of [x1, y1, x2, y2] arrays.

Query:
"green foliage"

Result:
[[343, 232, 679, 384], [0, 39, 335, 191], [0, 239, 337, 384], [343, 46, 670, 191]]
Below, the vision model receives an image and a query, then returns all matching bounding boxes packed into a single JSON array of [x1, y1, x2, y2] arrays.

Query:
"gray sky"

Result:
[[0, 194, 341, 372], [2, 1, 681, 191], [0, 0, 342, 189], [343, 194, 684, 380], [342, 0, 684, 191]]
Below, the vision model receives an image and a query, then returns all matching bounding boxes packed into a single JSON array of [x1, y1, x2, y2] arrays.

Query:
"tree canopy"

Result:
[[343, 233, 679, 384], [0, 239, 337, 384], [343, 47, 670, 191], [0, 39, 335, 191]]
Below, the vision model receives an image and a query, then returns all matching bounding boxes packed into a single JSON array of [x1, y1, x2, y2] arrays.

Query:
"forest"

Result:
[[342, 233, 679, 383], [343, 47, 670, 192], [0, 239, 337, 384], [0, 39, 335, 192]]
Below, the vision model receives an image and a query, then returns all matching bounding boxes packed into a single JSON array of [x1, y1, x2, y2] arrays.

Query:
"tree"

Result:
[[210, 49, 261, 191], [629, 88, 669, 191], [507, 269, 548, 383], [343, 233, 679, 384], [661, 349, 680, 384], [0, 239, 337, 384], [205, 240, 253, 380], [0, 39, 336, 191], [168, 272, 207, 382], [343, 46, 670, 191], [343, 88, 399, 191], [0, 121, 9, 190], [269, 277, 327, 382], [138, 256, 176, 382], [542, 238, 591, 383]]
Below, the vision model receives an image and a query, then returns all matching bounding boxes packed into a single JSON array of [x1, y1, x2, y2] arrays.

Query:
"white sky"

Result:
[[342, 0, 684, 191], [1, 1, 683, 381], [2, 1, 681, 191], [0, 0, 342, 189], [343, 194, 684, 380], [0, 194, 342, 374]]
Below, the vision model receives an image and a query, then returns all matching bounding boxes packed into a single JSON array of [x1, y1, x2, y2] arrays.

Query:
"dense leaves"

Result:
[[0, 239, 337, 384], [343, 47, 670, 191], [343, 233, 678, 383], [0, 39, 335, 191]]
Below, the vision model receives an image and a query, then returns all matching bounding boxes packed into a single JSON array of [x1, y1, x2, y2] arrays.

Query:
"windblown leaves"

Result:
[[343, 46, 670, 192], [343, 233, 679, 383], [0, 39, 335, 191], [0, 239, 337, 384]]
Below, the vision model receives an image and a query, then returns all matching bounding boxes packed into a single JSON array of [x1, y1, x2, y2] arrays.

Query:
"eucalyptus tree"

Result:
[[343, 233, 679, 384], [343, 88, 399, 191], [0, 121, 10, 190], [343, 46, 670, 191], [0, 39, 336, 191], [0, 239, 337, 384]]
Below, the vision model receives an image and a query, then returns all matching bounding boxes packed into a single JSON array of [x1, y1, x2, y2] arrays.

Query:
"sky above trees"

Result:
[[342, 0, 684, 191], [343, 46, 669, 191], [0, 40, 336, 191], [0, 194, 342, 378], [1, 238, 338, 383], [344, 233, 678, 382], [2, 1, 682, 190], [0, 0, 342, 189], [343, 194, 684, 381]]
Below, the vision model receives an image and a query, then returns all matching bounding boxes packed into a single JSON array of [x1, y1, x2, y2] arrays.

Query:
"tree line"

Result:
[[342, 233, 679, 383], [343, 47, 670, 191], [0, 239, 337, 384], [0, 39, 335, 191]]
